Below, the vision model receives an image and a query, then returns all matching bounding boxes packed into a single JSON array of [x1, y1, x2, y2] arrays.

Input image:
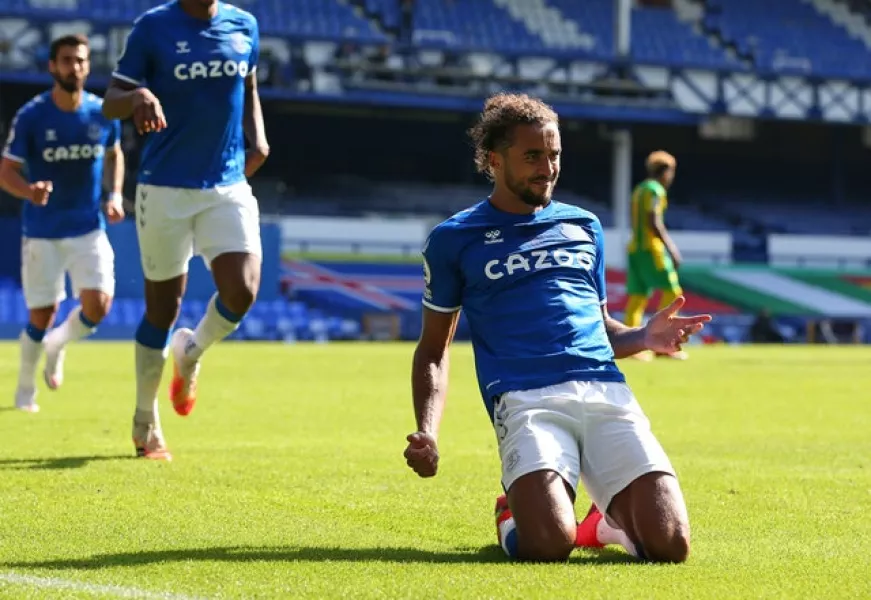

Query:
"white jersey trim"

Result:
[[111, 72, 142, 86], [2, 150, 24, 163], [422, 299, 461, 314]]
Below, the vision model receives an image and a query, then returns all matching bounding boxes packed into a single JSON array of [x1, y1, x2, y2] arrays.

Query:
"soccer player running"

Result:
[[103, 0, 269, 460], [0, 34, 125, 413], [623, 151, 686, 361], [404, 94, 711, 563]]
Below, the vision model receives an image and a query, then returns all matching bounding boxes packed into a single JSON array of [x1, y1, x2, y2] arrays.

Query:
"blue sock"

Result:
[[25, 323, 46, 343], [135, 318, 170, 350], [502, 527, 519, 559], [215, 296, 244, 323], [79, 310, 98, 329]]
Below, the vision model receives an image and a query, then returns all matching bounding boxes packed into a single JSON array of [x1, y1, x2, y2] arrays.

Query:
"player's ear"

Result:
[[488, 150, 501, 173]]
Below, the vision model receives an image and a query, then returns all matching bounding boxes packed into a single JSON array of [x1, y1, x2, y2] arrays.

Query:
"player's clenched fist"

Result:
[[29, 181, 52, 206], [404, 431, 439, 478], [131, 88, 167, 135], [105, 200, 125, 224]]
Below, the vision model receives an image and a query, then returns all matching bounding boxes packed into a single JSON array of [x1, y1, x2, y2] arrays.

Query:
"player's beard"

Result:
[[52, 72, 83, 94], [506, 170, 554, 208]]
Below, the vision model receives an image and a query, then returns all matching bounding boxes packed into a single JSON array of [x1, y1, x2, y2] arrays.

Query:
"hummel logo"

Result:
[[45, 129, 57, 141], [176, 41, 190, 54], [484, 229, 503, 245]]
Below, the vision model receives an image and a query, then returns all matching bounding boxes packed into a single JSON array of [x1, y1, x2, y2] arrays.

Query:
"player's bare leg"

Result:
[[15, 305, 57, 412], [588, 472, 690, 563], [132, 276, 184, 460], [169, 251, 260, 416], [42, 289, 111, 390], [495, 470, 578, 561]]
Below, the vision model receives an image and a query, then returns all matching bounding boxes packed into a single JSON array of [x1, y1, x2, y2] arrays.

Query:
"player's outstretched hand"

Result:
[[28, 181, 52, 206], [643, 296, 712, 355], [132, 88, 167, 135], [404, 431, 439, 478], [105, 199, 125, 224]]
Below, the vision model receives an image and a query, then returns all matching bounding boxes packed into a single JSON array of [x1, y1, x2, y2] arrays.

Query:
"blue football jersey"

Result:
[[112, 0, 259, 189], [422, 199, 625, 417], [2, 92, 121, 239]]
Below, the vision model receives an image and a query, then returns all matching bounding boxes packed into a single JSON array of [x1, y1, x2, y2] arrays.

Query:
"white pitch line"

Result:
[[0, 571, 207, 600]]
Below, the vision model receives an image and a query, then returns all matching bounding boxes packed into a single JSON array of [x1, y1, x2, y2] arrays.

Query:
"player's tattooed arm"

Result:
[[405, 308, 460, 478], [103, 79, 167, 135], [243, 73, 269, 178]]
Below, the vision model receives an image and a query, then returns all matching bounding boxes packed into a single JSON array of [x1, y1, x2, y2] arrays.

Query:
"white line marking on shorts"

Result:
[[0, 571, 207, 599]]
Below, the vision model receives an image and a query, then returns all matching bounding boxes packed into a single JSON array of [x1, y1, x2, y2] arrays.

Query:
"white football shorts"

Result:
[[492, 380, 676, 513], [21, 228, 116, 309], [135, 181, 262, 282]]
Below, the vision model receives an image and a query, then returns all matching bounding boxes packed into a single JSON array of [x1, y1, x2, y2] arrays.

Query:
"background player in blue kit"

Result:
[[0, 34, 125, 413], [103, 0, 269, 460], [403, 93, 712, 563]]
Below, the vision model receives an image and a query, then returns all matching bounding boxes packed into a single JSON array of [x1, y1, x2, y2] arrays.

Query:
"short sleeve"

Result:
[[590, 218, 608, 305], [646, 189, 663, 216], [113, 18, 151, 86], [248, 19, 260, 71], [3, 107, 31, 164], [421, 227, 462, 313], [106, 119, 121, 147]]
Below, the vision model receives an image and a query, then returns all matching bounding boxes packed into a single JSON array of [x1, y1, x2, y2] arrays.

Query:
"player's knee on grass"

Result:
[[144, 277, 185, 329], [211, 252, 261, 316], [29, 305, 58, 331], [609, 472, 690, 563], [508, 470, 577, 562], [79, 290, 113, 324]]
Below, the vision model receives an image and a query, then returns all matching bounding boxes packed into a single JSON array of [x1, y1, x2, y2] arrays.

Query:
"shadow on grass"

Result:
[[4, 545, 636, 568], [0, 455, 134, 470]]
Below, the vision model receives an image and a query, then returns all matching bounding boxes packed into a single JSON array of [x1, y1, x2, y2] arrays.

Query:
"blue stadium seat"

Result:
[[412, 0, 544, 52], [704, 0, 871, 79], [1, 0, 387, 43], [546, 0, 737, 68]]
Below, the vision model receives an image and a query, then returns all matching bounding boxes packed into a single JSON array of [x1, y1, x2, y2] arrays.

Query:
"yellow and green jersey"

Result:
[[628, 178, 667, 255]]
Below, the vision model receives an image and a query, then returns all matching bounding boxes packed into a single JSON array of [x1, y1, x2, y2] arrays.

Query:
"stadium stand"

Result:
[[700, 0, 871, 79], [2, 0, 871, 343]]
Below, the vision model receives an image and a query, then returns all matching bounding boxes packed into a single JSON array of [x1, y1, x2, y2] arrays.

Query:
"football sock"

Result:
[[497, 515, 520, 559], [188, 294, 243, 361], [576, 511, 642, 558], [624, 295, 648, 328], [44, 306, 97, 349], [657, 289, 681, 311], [18, 326, 45, 390], [135, 318, 170, 420]]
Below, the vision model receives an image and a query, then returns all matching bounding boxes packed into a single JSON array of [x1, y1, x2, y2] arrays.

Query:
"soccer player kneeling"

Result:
[[403, 94, 711, 563]]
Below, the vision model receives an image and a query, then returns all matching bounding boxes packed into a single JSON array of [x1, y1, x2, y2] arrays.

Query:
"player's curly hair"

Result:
[[468, 93, 559, 181], [645, 150, 676, 178]]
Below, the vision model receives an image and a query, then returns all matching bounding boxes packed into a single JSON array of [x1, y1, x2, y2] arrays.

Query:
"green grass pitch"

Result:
[[0, 343, 869, 599]]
